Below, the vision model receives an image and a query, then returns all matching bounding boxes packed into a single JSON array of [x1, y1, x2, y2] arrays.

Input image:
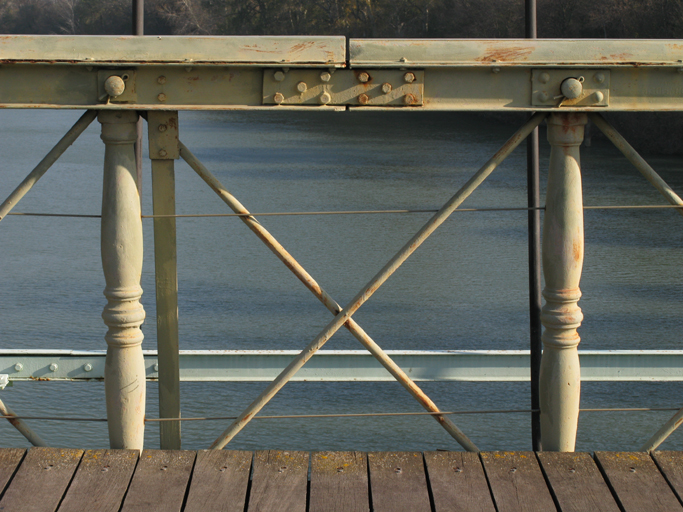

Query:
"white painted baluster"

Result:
[[540, 113, 586, 452], [99, 111, 146, 450]]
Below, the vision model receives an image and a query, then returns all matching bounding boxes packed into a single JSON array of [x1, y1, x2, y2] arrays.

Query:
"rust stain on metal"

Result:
[[289, 41, 316, 54], [476, 45, 534, 63]]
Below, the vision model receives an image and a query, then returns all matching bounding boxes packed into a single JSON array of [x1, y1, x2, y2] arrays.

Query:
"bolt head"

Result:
[[381, 82, 392, 94], [49, 363, 58, 372], [403, 72, 416, 83], [593, 91, 605, 102], [83, 363, 93, 372], [273, 71, 286, 82], [403, 94, 416, 105], [320, 71, 331, 82], [103, 75, 125, 98], [358, 72, 370, 83], [154, 364, 159, 372], [158, 149, 168, 158], [157, 75, 167, 85], [273, 92, 285, 104], [491, 66, 501, 74], [539, 72, 550, 84], [561, 77, 583, 100], [14, 363, 23, 372], [158, 124, 167, 132], [538, 91, 549, 102], [157, 93, 167, 102], [320, 91, 331, 104], [296, 81, 308, 93], [358, 93, 369, 105], [594, 73, 605, 84]]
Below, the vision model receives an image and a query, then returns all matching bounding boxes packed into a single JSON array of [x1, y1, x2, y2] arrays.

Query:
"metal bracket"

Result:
[[263, 69, 424, 106], [98, 69, 138, 103], [532, 69, 610, 107], [147, 111, 180, 159], [0, 375, 8, 390]]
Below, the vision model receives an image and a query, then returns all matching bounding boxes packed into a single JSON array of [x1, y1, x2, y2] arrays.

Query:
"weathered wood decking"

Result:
[[1, 448, 683, 511]]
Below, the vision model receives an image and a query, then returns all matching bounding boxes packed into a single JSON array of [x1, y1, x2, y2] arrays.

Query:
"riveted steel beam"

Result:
[[1, 37, 683, 110], [3, 350, 683, 382]]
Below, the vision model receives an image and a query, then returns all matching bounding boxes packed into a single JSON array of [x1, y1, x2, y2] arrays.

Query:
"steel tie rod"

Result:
[[207, 112, 547, 451], [589, 113, 683, 218], [178, 141, 477, 451], [0, 397, 48, 447], [0, 110, 98, 222]]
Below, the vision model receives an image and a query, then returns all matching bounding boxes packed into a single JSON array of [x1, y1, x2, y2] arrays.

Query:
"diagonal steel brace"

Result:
[[202, 112, 546, 451], [178, 141, 477, 451]]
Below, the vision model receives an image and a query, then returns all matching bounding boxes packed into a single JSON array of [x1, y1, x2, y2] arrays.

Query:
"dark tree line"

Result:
[[2, 0, 683, 39]]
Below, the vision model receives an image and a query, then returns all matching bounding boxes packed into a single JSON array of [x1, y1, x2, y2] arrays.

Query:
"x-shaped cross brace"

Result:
[[178, 113, 546, 452]]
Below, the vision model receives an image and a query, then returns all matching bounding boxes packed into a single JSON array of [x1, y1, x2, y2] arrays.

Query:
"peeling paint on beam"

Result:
[[0, 35, 347, 67], [349, 39, 683, 68]]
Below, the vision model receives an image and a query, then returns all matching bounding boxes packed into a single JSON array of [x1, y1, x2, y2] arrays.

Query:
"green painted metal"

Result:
[[3, 350, 683, 382], [0, 37, 682, 110]]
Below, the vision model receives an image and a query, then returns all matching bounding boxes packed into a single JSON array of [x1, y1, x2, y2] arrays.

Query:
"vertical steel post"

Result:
[[539, 113, 586, 451], [99, 110, 146, 450], [132, 0, 144, 197], [148, 111, 181, 450], [525, 0, 542, 451]]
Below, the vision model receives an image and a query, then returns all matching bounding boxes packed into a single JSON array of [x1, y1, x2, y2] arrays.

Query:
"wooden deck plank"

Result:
[[119, 449, 195, 512], [184, 450, 252, 512], [57, 449, 138, 512], [480, 451, 556, 512], [309, 451, 369, 512], [595, 451, 683, 512], [0, 447, 83, 512], [424, 451, 495, 512], [537, 452, 620, 512], [367, 451, 431, 512], [0, 448, 25, 497], [652, 451, 683, 505], [247, 450, 308, 512]]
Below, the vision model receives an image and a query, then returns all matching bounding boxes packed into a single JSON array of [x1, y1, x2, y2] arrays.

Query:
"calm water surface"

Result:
[[0, 109, 682, 451]]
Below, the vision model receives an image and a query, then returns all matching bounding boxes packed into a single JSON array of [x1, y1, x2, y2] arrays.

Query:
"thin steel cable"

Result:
[[1, 407, 679, 423], [5, 204, 682, 219]]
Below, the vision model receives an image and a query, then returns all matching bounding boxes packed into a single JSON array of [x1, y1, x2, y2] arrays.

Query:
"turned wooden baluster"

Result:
[[99, 110, 146, 450], [540, 113, 586, 451]]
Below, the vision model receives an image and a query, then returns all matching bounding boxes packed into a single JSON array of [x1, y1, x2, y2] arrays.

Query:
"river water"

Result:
[[0, 109, 682, 452]]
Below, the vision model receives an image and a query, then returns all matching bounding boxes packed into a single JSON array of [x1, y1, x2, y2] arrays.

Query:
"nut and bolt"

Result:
[[103, 75, 126, 98], [14, 363, 23, 372], [273, 92, 285, 104], [49, 363, 58, 372], [83, 363, 93, 372], [158, 124, 167, 132], [358, 72, 370, 83], [296, 81, 308, 93], [403, 94, 416, 105], [157, 93, 167, 102], [158, 149, 168, 158], [320, 91, 331, 104], [381, 82, 392, 94], [403, 72, 416, 83], [157, 75, 167, 84], [358, 93, 370, 105], [320, 71, 331, 82], [539, 72, 551, 84], [273, 71, 286, 82], [395, 467, 402, 474]]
